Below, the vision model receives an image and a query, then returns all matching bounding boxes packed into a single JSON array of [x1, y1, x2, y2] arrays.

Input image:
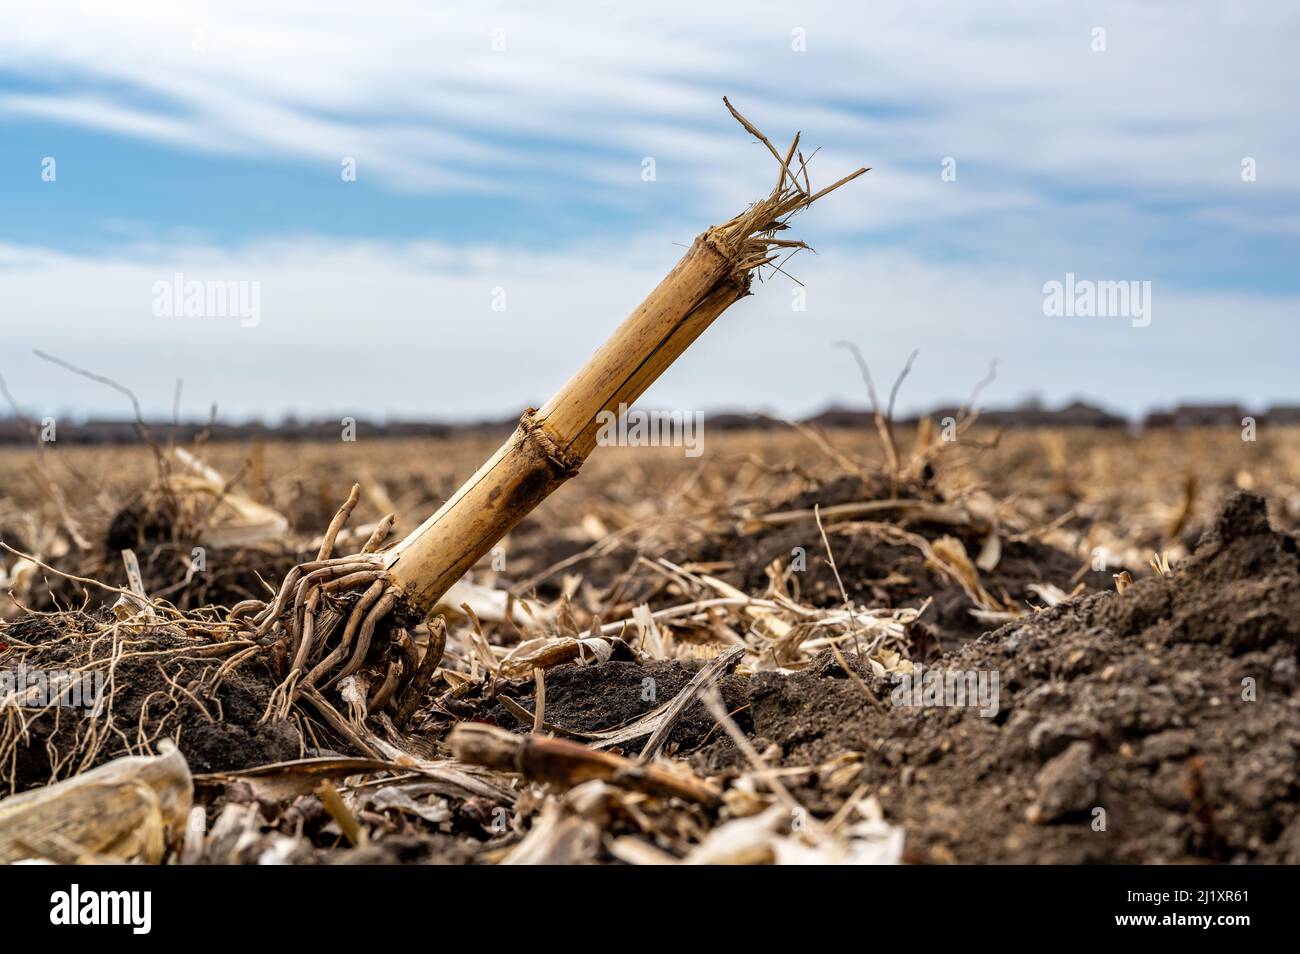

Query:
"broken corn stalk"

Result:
[[383, 100, 867, 618], [248, 101, 867, 713]]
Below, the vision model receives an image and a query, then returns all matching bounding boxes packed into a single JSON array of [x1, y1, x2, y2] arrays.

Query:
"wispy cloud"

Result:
[[5, 2, 1297, 208], [1, 236, 1296, 421]]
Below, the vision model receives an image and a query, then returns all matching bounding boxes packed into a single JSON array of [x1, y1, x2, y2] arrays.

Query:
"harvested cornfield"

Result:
[[3, 414, 1299, 865]]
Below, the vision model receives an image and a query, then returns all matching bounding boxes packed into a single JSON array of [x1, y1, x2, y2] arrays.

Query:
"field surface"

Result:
[[1, 425, 1297, 864]]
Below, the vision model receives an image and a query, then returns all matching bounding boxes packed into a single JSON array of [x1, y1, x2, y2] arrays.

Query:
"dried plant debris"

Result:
[[2, 425, 1299, 864], [0, 741, 190, 863]]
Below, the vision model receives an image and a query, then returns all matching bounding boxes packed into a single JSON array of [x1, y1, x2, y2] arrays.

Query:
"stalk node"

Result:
[[519, 409, 584, 477]]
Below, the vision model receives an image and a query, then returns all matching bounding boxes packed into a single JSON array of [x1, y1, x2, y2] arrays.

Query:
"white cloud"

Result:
[[3, 0, 1298, 215], [2, 2, 1296, 420], [1, 235, 1295, 421]]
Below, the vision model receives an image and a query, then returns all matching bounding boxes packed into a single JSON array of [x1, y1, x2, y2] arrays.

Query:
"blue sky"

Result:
[[1, 1, 1297, 422]]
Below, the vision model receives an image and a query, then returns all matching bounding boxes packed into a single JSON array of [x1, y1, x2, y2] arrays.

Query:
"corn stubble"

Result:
[[241, 99, 868, 718]]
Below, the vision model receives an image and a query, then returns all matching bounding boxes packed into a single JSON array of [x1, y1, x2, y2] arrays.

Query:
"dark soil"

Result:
[[5, 612, 301, 793], [490, 659, 750, 755], [729, 522, 1112, 648], [10, 483, 1296, 863], [711, 474, 1116, 647], [105, 496, 176, 553], [540, 492, 1300, 862]]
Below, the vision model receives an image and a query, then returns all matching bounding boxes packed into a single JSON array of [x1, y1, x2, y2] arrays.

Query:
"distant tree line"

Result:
[[1, 400, 1297, 445]]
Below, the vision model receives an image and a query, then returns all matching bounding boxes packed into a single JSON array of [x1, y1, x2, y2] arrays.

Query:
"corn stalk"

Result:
[[240, 99, 867, 719]]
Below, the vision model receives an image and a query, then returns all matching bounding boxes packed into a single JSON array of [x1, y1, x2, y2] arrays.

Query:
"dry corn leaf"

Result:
[[0, 741, 191, 863]]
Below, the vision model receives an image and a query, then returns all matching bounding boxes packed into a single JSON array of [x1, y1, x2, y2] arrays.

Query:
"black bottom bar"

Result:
[[2, 863, 1282, 940]]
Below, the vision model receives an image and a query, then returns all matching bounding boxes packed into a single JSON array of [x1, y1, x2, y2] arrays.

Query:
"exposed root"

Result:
[[302, 580, 385, 690], [394, 618, 446, 728], [231, 485, 429, 724], [323, 587, 401, 690]]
